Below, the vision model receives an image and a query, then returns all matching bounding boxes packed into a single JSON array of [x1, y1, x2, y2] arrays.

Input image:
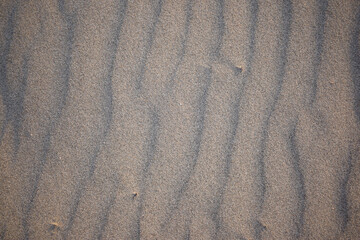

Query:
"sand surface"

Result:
[[1, 0, 360, 239]]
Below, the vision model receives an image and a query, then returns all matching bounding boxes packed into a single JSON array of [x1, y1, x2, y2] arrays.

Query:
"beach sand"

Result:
[[0, 0, 360, 239]]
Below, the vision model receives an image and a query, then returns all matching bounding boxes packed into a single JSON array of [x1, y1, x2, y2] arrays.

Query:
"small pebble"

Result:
[[235, 66, 243, 75]]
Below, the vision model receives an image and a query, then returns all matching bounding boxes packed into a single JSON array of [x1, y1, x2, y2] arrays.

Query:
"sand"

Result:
[[0, 0, 360, 239]]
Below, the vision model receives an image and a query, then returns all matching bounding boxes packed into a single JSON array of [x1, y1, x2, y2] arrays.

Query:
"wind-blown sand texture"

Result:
[[1, 0, 360, 239]]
